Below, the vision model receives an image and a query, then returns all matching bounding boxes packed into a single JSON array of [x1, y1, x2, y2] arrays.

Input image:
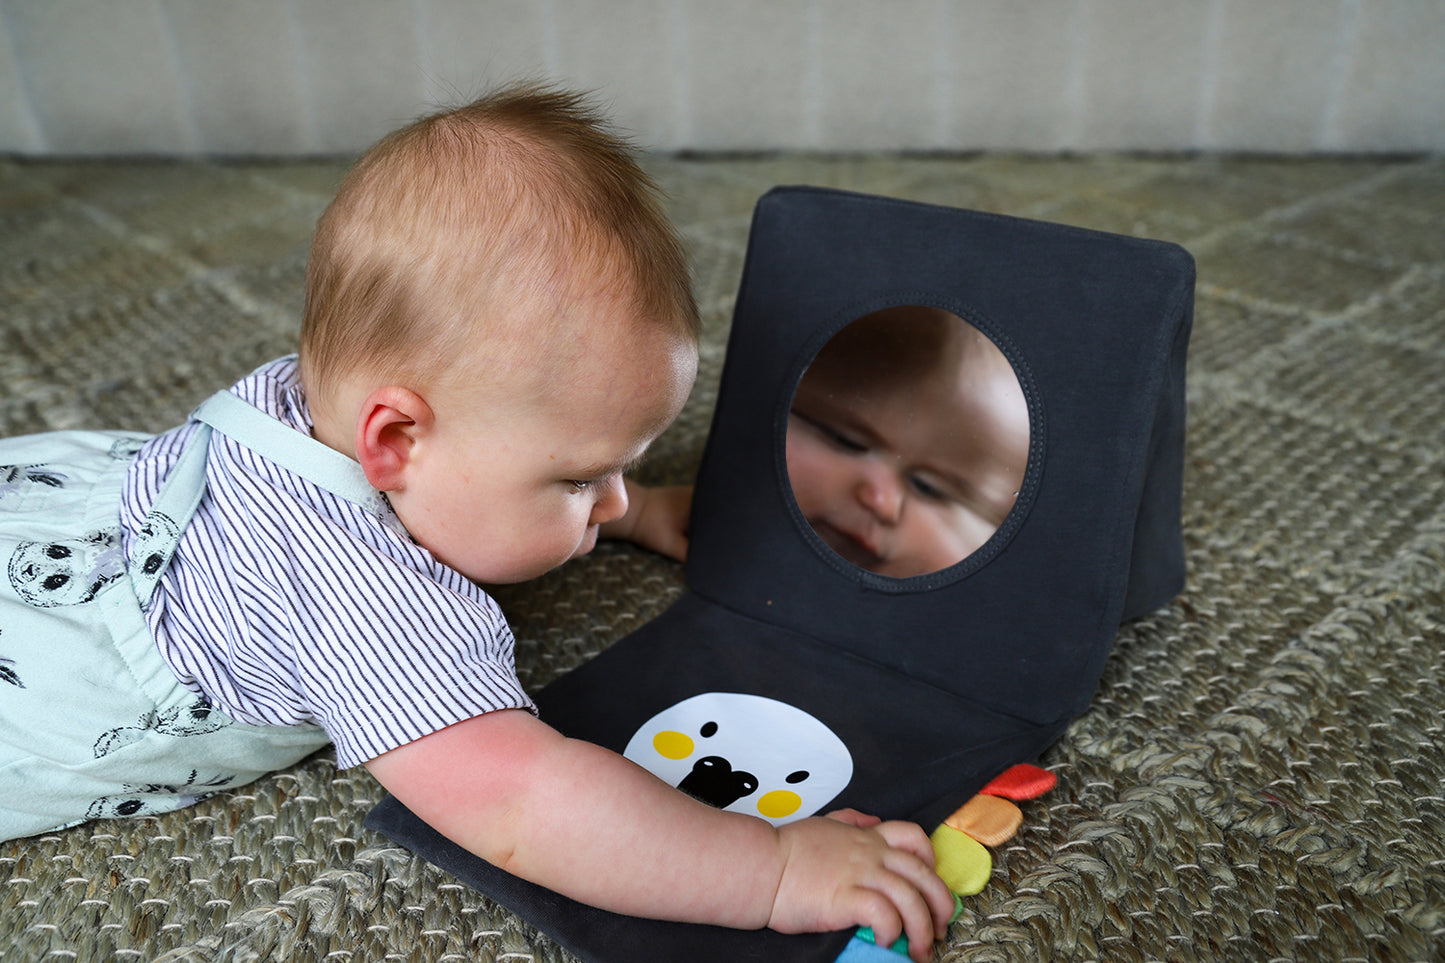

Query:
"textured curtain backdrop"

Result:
[[1, 1, 1444, 154]]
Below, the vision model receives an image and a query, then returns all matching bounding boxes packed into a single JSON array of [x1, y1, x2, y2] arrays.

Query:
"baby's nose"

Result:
[[590, 474, 629, 526], [855, 463, 905, 523]]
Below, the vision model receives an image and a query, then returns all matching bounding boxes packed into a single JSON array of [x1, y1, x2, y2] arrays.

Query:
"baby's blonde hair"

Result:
[[299, 84, 698, 403]]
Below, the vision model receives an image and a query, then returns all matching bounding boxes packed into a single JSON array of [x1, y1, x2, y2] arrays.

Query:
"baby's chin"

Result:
[[464, 531, 599, 586], [811, 520, 953, 578], [811, 520, 887, 573]]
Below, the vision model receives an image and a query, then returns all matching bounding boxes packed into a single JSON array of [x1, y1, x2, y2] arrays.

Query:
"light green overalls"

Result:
[[0, 390, 366, 841]]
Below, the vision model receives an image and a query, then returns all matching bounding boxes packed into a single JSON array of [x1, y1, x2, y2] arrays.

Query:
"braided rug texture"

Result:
[[1, 153, 1442, 963]]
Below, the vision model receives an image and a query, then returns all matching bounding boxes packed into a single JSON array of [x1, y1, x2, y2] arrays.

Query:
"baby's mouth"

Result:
[[811, 520, 885, 570], [573, 525, 601, 559]]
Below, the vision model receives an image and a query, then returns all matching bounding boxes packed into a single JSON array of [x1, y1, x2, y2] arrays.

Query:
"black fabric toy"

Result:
[[366, 186, 1195, 961]]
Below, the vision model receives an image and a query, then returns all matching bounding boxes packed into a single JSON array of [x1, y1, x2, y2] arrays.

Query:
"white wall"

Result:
[[1, 0, 1442, 155]]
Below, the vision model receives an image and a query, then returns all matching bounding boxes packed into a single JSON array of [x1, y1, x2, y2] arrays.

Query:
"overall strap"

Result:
[[128, 419, 214, 608], [191, 389, 384, 514], [127, 390, 386, 609]]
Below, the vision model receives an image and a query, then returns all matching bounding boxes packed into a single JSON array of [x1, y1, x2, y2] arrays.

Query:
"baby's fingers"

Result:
[[873, 819, 939, 869], [873, 821, 955, 932], [886, 852, 958, 952], [856, 864, 940, 963], [825, 808, 882, 828], [847, 884, 908, 955], [871, 830, 955, 944]]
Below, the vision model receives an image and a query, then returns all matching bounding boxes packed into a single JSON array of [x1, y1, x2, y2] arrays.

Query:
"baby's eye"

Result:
[[908, 473, 949, 501], [566, 479, 594, 494], [794, 411, 868, 454], [825, 427, 868, 453]]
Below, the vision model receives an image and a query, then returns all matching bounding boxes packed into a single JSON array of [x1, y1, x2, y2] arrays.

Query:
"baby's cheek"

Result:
[[904, 507, 982, 571], [785, 443, 839, 513]]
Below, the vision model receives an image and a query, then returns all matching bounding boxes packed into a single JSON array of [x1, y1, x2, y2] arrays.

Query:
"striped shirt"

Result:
[[119, 358, 534, 768]]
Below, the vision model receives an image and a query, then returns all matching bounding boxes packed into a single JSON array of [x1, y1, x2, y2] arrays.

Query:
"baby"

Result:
[[786, 305, 1030, 578], [0, 86, 952, 958]]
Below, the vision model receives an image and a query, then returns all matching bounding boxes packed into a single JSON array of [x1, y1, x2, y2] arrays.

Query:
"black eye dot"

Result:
[[117, 799, 144, 816], [46, 544, 72, 560], [143, 553, 164, 575], [699, 721, 718, 738], [43, 573, 70, 591], [786, 770, 810, 784]]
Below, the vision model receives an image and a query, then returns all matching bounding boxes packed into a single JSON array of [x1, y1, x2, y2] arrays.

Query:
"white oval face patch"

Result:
[[623, 693, 853, 826]]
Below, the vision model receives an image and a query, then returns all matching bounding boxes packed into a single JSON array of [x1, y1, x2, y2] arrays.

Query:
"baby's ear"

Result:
[[354, 386, 433, 491]]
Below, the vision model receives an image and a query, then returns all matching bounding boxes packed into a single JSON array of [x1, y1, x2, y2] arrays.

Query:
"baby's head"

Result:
[[300, 84, 699, 584], [300, 84, 698, 402], [786, 305, 1029, 578]]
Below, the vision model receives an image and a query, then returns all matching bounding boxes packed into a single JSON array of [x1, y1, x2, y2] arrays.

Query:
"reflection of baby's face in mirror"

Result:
[[786, 306, 1029, 578]]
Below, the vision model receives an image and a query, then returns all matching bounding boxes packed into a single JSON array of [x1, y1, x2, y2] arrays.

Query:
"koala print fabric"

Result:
[[8, 529, 126, 607], [0, 463, 69, 499], [0, 428, 325, 841]]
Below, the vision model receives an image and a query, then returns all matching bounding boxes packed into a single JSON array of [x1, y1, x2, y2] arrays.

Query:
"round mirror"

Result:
[[786, 305, 1029, 578]]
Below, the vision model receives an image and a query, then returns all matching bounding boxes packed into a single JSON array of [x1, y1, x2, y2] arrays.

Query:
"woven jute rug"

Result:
[[2, 153, 1442, 962]]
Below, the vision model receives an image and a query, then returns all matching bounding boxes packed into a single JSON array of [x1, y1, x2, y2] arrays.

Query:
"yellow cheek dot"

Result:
[[757, 790, 802, 819], [652, 730, 694, 760]]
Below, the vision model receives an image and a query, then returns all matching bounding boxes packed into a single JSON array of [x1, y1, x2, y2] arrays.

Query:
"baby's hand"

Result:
[[769, 813, 954, 963]]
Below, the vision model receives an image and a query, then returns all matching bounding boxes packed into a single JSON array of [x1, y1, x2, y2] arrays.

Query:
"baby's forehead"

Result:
[[492, 306, 694, 412], [797, 338, 1029, 463], [803, 310, 1017, 401], [798, 344, 958, 411]]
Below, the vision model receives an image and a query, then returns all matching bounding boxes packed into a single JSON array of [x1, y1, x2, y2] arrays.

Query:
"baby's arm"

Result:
[[365, 709, 952, 961], [600, 479, 693, 561]]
